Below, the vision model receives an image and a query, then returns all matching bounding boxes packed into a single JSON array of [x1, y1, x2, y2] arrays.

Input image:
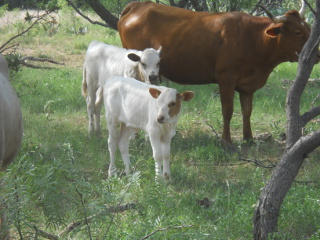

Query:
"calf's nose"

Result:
[[149, 75, 158, 84], [157, 116, 165, 123]]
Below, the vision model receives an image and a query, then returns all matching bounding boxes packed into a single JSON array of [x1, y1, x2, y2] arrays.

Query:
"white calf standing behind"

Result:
[[82, 40, 161, 136], [103, 76, 194, 180]]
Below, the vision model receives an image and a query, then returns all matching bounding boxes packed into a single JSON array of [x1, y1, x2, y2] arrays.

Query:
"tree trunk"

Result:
[[253, 132, 320, 239], [253, 1, 320, 239]]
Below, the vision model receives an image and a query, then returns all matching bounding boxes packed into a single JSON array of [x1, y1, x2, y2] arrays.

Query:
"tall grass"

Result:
[[1, 9, 320, 239]]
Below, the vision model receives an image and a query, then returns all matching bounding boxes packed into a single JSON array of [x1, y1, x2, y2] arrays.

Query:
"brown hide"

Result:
[[118, 1, 318, 143]]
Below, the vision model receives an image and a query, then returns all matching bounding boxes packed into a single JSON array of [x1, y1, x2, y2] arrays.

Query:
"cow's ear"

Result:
[[128, 53, 141, 62], [149, 88, 162, 99], [265, 25, 282, 38], [180, 91, 194, 102]]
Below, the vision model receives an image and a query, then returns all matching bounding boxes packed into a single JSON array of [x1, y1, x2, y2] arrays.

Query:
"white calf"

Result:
[[103, 76, 194, 180], [82, 40, 161, 136], [0, 54, 23, 240]]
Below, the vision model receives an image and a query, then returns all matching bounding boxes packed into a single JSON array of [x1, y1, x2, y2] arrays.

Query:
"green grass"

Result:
[[1, 9, 320, 240]]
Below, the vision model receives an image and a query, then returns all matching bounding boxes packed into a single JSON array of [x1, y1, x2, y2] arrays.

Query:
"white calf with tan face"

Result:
[[103, 76, 194, 180]]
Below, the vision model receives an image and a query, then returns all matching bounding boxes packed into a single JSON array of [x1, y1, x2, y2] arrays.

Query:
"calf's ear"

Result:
[[149, 88, 162, 99], [180, 91, 194, 101], [128, 53, 141, 62], [157, 46, 162, 57]]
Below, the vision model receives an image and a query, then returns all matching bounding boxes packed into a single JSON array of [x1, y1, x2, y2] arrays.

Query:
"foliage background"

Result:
[[0, 0, 320, 239]]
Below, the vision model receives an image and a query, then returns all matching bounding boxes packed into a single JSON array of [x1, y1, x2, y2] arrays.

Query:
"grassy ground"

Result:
[[1, 9, 320, 239]]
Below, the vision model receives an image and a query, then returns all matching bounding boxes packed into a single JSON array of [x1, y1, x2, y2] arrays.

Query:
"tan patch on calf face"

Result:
[[168, 93, 182, 117]]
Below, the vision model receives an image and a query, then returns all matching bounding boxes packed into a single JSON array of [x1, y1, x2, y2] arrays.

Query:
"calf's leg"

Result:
[[107, 120, 118, 177], [161, 140, 171, 181], [148, 131, 163, 179], [86, 86, 97, 136], [94, 87, 103, 137], [118, 123, 131, 176]]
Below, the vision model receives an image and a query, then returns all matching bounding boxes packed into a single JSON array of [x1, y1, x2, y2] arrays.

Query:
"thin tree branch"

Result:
[[0, 11, 52, 53], [74, 185, 93, 240], [140, 225, 194, 240], [33, 226, 58, 240], [65, 0, 110, 28], [33, 203, 136, 239], [311, 93, 320, 106], [103, 180, 135, 239], [285, 130, 320, 159], [301, 106, 320, 126], [19, 56, 65, 69], [59, 203, 136, 237], [304, 0, 316, 15], [21, 56, 64, 65]]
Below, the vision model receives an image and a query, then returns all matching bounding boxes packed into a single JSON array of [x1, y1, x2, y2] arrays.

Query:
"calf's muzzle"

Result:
[[149, 74, 158, 84], [157, 116, 165, 123]]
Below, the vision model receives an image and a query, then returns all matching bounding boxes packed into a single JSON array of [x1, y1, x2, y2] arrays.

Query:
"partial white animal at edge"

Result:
[[0, 54, 23, 240]]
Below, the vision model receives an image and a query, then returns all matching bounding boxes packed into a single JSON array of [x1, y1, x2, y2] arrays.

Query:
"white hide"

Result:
[[82, 40, 161, 136], [103, 76, 194, 180], [0, 54, 23, 240]]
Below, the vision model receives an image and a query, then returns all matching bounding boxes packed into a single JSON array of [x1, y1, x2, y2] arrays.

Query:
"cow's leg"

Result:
[[240, 92, 253, 141], [161, 138, 171, 181], [107, 120, 118, 177], [86, 86, 97, 136], [219, 84, 235, 143], [118, 123, 131, 176], [148, 130, 163, 178], [94, 87, 103, 137]]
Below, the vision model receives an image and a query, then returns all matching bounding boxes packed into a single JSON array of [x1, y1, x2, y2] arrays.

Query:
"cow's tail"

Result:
[[82, 66, 88, 98], [95, 87, 103, 107]]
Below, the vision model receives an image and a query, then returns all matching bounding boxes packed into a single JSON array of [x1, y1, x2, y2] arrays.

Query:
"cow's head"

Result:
[[262, 0, 320, 63], [149, 88, 194, 124], [127, 46, 162, 85]]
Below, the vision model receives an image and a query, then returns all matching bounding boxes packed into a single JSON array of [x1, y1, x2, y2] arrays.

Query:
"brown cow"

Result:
[[118, 0, 319, 143], [0, 54, 23, 240]]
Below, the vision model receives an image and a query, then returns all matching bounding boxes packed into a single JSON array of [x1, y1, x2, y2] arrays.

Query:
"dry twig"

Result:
[[205, 121, 276, 168], [33, 203, 136, 239], [140, 225, 194, 240], [20, 56, 65, 69]]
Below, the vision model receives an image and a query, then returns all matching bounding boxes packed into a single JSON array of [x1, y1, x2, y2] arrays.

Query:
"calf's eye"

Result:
[[169, 102, 176, 107]]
